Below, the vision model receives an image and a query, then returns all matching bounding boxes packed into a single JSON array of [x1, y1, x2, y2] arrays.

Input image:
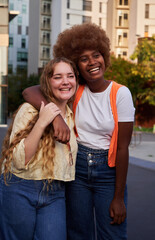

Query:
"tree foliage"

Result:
[[8, 70, 40, 115], [130, 36, 155, 106]]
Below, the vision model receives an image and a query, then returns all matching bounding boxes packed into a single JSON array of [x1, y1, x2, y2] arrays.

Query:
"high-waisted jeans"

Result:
[[0, 174, 66, 240], [66, 144, 127, 240]]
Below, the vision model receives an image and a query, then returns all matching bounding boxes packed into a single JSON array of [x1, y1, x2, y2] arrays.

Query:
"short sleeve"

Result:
[[116, 86, 135, 122]]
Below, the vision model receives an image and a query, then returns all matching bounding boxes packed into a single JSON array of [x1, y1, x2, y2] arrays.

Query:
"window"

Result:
[[21, 39, 26, 48], [43, 2, 51, 14], [144, 25, 149, 37], [123, 51, 127, 56], [145, 4, 149, 18], [9, 3, 14, 10], [99, 2, 102, 13], [42, 47, 50, 59], [18, 25, 22, 34], [43, 17, 50, 29], [124, 0, 128, 5], [8, 64, 13, 74], [18, 16, 22, 25], [119, 16, 122, 26], [66, 14, 70, 24], [17, 52, 28, 62], [123, 32, 127, 38], [82, 16, 91, 23], [26, 26, 29, 35], [67, 0, 70, 8], [22, 4, 27, 14], [118, 35, 122, 45], [124, 13, 128, 20], [9, 37, 13, 47], [119, 0, 128, 5], [99, 18, 102, 26], [83, 1, 92, 11]]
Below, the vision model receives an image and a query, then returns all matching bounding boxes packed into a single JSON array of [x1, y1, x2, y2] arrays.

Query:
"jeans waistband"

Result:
[[78, 144, 109, 155]]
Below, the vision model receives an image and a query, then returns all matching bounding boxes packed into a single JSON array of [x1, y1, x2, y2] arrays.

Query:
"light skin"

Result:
[[22, 50, 133, 225], [24, 62, 76, 165]]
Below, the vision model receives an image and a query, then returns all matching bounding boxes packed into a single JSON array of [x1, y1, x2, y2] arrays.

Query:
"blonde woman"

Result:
[[0, 57, 78, 240]]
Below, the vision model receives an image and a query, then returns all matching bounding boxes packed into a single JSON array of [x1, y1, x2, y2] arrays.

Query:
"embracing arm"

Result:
[[109, 121, 133, 225], [22, 85, 47, 110], [23, 85, 70, 143]]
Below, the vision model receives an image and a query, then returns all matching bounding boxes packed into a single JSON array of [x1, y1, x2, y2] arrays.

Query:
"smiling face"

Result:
[[50, 61, 77, 105], [78, 50, 106, 90]]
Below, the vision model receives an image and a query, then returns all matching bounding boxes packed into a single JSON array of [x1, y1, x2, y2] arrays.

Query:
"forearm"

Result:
[[22, 85, 48, 110], [114, 148, 129, 199], [24, 119, 45, 165]]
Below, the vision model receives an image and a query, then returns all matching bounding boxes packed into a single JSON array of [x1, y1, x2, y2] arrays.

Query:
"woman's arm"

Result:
[[22, 85, 47, 110], [109, 121, 133, 225], [23, 85, 70, 143], [24, 102, 61, 164]]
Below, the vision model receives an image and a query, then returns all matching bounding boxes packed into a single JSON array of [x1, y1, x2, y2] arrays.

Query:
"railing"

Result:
[[130, 131, 142, 147]]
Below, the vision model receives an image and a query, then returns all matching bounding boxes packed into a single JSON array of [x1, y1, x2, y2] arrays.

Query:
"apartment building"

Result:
[[8, 0, 29, 73], [28, 0, 108, 76], [107, 0, 155, 59], [0, 0, 19, 124], [107, 0, 130, 59], [129, 0, 155, 57]]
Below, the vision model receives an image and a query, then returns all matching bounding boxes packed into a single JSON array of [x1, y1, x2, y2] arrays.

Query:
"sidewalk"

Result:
[[129, 140, 155, 170]]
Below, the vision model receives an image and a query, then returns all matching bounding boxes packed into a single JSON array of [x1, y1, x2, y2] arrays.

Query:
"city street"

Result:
[[0, 124, 155, 240]]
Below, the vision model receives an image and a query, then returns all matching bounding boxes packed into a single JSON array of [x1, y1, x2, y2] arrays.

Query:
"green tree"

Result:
[[104, 55, 137, 104], [130, 36, 155, 106], [8, 71, 40, 115]]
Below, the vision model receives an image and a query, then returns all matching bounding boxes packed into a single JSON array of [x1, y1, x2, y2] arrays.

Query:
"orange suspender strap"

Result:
[[73, 85, 85, 137], [73, 82, 123, 167], [108, 81, 122, 167]]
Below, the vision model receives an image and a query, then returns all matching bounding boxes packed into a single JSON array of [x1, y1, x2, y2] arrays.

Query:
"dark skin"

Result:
[[23, 49, 133, 225], [22, 85, 70, 144]]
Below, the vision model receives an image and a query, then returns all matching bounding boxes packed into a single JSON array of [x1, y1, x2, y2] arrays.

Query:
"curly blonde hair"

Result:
[[0, 57, 78, 183], [53, 23, 111, 84]]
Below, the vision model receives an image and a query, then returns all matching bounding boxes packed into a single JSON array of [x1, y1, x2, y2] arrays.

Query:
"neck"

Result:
[[87, 79, 110, 93]]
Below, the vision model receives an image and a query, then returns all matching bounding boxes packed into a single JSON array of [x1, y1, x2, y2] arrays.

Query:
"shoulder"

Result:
[[13, 103, 38, 130], [18, 103, 38, 114]]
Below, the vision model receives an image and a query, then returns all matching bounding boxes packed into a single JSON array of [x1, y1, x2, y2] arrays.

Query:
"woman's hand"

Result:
[[109, 197, 126, 225], [38, 101, 61, 129], [53, 115, 70, 144]]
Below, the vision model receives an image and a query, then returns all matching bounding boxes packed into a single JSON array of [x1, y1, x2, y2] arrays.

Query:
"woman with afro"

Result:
[[23, 23, 135, 240]]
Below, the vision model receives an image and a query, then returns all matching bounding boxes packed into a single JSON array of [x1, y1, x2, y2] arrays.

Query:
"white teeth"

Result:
[[60, 88, 70, 91], [89, 67, 99, 73]]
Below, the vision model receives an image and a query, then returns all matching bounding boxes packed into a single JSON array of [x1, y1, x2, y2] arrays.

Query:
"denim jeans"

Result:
[[0, 174, 66, 240], [66, 144, 127, 240]]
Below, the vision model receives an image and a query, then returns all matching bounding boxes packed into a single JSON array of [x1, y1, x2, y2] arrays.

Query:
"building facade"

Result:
[[129, 0, 155, 57], [0, 0, 18, 124], [107, 0, 155, 59], [8, 0, 29, 74], [28, 0, 108, 76]]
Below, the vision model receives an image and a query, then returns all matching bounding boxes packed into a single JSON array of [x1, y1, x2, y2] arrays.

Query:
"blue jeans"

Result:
[[66, 144, 127, 240], [0, 174, 66, 240]]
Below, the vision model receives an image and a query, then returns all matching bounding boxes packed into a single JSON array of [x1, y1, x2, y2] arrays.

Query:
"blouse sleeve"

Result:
[[10, 103, 38, 170], [116, 86, 135, 122]]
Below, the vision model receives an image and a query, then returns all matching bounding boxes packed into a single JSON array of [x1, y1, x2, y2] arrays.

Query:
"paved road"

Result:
[[0, 123, 155, 240]]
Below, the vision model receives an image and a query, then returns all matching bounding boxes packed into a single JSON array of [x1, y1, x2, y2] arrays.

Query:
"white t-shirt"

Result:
[[75, 82, 135, 150]]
